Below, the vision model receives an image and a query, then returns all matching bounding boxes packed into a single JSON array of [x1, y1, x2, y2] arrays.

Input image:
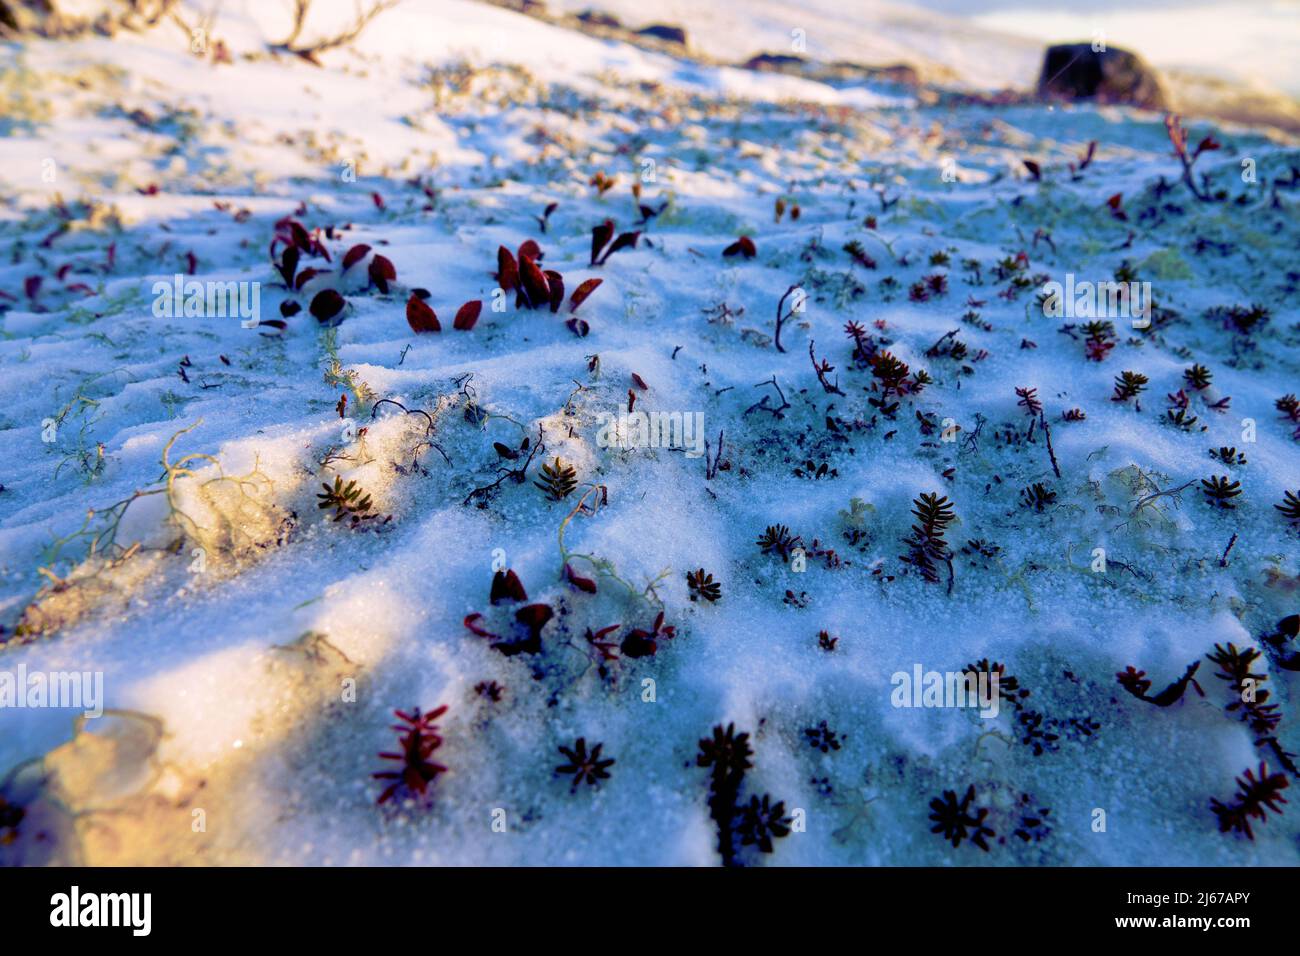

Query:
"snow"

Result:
[[0, 0, 1298, 866]]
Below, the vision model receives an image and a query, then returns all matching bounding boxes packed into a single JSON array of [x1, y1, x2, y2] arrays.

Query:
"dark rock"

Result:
[[1036, 43, 1167, 110], [743, 52, 809, 73], [637, 24, 687, 46], [577, 9, 620, 28], [741, 52, 919, 88]]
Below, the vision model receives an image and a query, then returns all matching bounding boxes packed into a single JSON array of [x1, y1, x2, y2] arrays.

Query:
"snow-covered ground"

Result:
[[1, 0, 1298, 866]]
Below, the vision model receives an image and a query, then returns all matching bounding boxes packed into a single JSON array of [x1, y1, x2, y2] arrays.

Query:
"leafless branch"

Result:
[[809, 340, 845, 396], [269, 0, 400, 64], [744, 376, 791, 418]]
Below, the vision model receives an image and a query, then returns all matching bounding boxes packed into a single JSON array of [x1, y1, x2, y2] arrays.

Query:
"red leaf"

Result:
[[463, 612, 501, 640], [368, 255, 396, 294], [517, 239, 542, 263], [568, 277, 602, 313], [342, 244, 371, 270], [722, 235, 756, 258], [309, 289, 346, 323], [406, 294, 440, 332], [1023, 159, 1041, 181], [565, 563, 597, 594], [566, 317, 590, 336], [520, 256, 550, 308], [631, 373, 648, 390], [545, 270, 564, 313], [371, 191, 386, 210], [294, 266, 326, 290], [289, 221, 313, 253], [277, 245, 299, 286], [23, 275, 41, 299], [599, 231, 640, 264], [514, 603, 553, 639], [496, 245, 519, 291], [490, 568, 529, 604], [453, 300, 482, 331], [591, 219, 614, 265]]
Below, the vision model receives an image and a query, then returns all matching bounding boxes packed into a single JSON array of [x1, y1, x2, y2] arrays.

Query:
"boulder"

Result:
[[637, 24, 687, 47], [1036, 43, 1167, 110], [577, 9, 621, 28]]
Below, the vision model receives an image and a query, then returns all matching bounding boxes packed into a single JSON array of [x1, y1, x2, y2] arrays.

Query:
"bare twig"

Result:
[[809, 340, 845, 396], [744, 376, 791, 418], [1039, 412, 1061, 479], [463, 425, 543, 505], [774, 285, 801, 353], [269, 0, 400, 64], [704, 430, 725, 481], [1220, 532, 1238, 567]]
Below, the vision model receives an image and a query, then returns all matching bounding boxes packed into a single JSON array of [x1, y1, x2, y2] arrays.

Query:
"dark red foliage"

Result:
[[590, 221, 639, 265], [463, 612, 501, 640], [342, 244, 371, 270], [545, 270, 564, 313], [374, 706, 449, 805], [368, 254, 396, 293], [722, 236, 757, 259], [493, 603, 553, 656], [490, 568, 528, 604], [564, 563, 597, 594], [1117, 661, 1202, 706], [406, 294, 439, 332], [496, 245, 519, 291], [620, 610, 675, 658], [519, 255, 550, 308], [1211, 763, 1288, 839], [276, 245, 300, 286], [591, 220, 614, 266], [569, 277, 602, 313], [585, 624, 621, 661], [309, 289, 346, 324], [453, 300, 482, 331]]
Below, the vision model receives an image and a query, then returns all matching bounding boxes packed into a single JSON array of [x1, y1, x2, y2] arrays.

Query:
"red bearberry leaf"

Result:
[[368, 254, 396, 294], [277, 245, 299, 286], [452, 300, 482, 331], [545, 270, 564, 313], [564, 563, 598, 594], [490, 568, 529, 604], [309, 289, 346, 323], [722, 235, 756, 258], [520, 256, 550, 309], [591, 219, 614, 265], [342, 244, 371, 270], [463, 612, 501, 640], [406, 294, 440, 332], [497, 245, 519, 292], [568, 277, 602, 313], [599, 231, 640, 264]]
